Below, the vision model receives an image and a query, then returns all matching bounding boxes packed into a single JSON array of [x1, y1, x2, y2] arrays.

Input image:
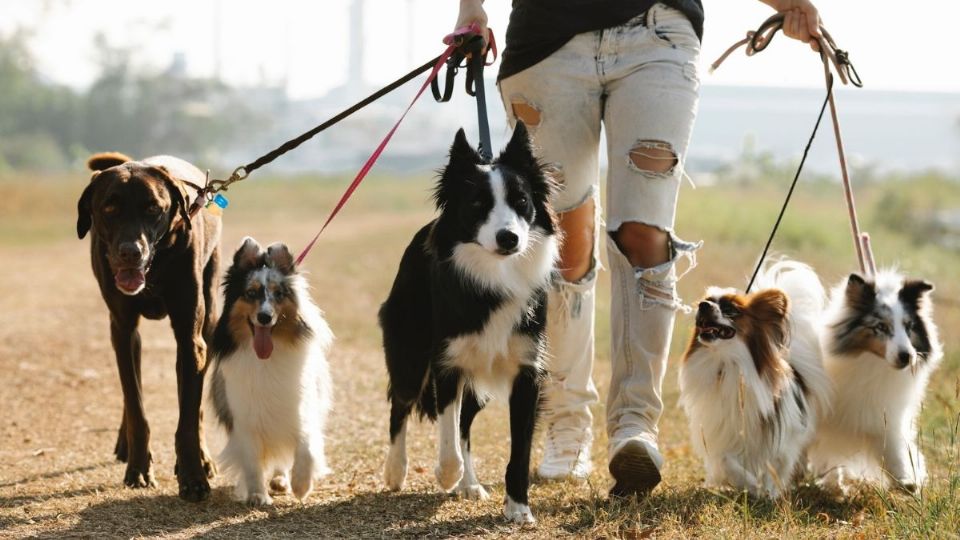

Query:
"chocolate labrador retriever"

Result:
[[77, 152, 221, 501]]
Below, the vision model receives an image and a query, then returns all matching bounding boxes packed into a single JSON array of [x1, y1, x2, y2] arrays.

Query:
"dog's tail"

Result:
[[87, 152, 133, 171]]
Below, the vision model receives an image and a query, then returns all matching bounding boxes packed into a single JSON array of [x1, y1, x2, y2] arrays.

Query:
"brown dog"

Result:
[[77, 152, 221, 501]]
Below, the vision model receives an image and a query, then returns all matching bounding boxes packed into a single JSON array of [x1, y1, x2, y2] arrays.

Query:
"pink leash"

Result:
[[294, 24, 494, 266]]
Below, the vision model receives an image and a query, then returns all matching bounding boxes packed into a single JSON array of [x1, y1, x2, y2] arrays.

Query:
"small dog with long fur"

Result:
[[380, 123, 557, 524], [209, 237, 334, 505], [680, 261, 831, 498], [808, 270, 942, 494]]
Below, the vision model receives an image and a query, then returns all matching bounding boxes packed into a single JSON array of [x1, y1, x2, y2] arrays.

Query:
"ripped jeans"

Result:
[[499, 3, 701, 457]]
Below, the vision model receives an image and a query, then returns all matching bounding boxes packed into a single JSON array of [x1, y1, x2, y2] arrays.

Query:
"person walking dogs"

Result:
[[453, 0, 824, 496]]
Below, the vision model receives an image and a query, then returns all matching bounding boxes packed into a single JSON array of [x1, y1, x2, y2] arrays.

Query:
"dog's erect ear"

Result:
[[149, 165, 192, 232], [234, 237, 263, 269], [266, 243, 296, 275], [751, 289, 789, 321], [498, 121, 539, 175], [750, 289, 790, 351], [899, 279, 934, 307], [449, 128, 482, 166], [76, 171, 102, 239], [87, 152, 132, 171], [844, 273, 876, 308]]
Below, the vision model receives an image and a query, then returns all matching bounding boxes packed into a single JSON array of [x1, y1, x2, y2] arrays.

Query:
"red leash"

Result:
[[295, 24, 493, 266]]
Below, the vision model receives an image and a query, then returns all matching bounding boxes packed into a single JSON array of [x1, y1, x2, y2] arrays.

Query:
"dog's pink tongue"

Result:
[[115, 269, 145, 293], [253, 325, 273, 360]]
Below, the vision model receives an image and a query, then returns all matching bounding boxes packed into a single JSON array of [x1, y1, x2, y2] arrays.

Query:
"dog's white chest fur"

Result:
[[443, 297, 539, 400], [442, 232, 557, 400]]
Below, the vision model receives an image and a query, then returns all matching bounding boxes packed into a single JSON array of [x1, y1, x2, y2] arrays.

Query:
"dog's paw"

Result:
[[503, 496, 536, 524], [123, 467, 157, 489], [896, 480, 920, 495], [269, 474, 291, 495], [384, 454, 408, 491], [290, 472, 313, 501], [455, 483, 490, 501], [246, 492, 273, 507], [178, 477, 211, 502], [435, 458, 464, 491]]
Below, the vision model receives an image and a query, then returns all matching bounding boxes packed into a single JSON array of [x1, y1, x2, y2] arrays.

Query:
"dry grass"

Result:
[[1, 171, 958, 539]]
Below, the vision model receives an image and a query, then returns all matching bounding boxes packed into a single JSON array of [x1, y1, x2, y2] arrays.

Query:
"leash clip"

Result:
[[207, 165, 248, 195]]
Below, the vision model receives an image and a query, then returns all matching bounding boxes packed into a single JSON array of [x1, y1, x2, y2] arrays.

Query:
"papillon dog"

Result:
[[379, 123, 558, 523], [209, 237, 334, 505], [808, 270, 942, 494], [680, 261, 831, 498]]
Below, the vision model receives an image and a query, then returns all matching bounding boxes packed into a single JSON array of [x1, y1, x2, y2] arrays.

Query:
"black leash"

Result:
[[745, 76, 832, 293]]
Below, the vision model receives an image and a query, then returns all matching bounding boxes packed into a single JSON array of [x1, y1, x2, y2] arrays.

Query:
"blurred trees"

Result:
[[0, 31, 263, 172]]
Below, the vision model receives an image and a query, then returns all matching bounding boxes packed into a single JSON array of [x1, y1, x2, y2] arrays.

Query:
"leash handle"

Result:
[[432, 23, 497, 162]]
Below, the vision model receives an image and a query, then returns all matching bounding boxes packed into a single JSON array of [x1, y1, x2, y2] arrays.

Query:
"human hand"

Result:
[[761, 0, 822, 52], [455, 0, 489, 53]]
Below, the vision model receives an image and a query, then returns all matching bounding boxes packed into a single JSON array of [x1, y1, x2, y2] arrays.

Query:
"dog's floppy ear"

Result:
[[87, 152, 132, 171], [234, 237, 263, 269], [899, 278, 934, 307], [77, 171, 102, 239], [266, 243, 296, 275], [844, 273, 876, 309], [148, 165, 193, 232]]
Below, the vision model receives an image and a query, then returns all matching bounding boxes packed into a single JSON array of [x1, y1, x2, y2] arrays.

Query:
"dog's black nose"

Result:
[[896, 350, 912, 368], [697, 301, 713, 316], [257, 312, 273, 325], [118, 242, 143, 264], [496, 230, 519, 251]]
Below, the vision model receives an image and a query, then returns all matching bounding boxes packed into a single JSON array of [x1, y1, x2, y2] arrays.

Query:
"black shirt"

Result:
[[499, 0, 705, 81]]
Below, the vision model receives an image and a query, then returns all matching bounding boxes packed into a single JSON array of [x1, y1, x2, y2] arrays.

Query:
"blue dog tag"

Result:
[[213, 194, 229, 209]]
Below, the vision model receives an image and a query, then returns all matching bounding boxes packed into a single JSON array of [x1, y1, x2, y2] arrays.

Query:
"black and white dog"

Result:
[[379, 123, 558, 524]]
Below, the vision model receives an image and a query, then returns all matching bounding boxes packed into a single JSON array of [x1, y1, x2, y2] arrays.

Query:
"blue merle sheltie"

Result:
[[209, 237, 333, 506], [809, 269, 942, 495], [379, 123, 558, 524]]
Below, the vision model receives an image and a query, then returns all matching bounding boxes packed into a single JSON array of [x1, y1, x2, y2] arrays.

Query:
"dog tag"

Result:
[[205, 194, 228, 215]]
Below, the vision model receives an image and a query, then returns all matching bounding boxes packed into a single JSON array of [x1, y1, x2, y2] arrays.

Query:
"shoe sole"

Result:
[[608, 441, 661, 498]]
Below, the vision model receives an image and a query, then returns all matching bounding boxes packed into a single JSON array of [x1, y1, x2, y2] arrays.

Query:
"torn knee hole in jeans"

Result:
[[630, 229, 702, 312], [511, 101, 542, 129], [627, 140, 678, 177]]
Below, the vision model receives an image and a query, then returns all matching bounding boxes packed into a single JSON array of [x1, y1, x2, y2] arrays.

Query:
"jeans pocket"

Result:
[[648, 4, 700, 53]]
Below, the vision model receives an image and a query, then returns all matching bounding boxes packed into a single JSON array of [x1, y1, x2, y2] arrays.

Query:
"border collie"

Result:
[[209, 237, 334, 505], [379, 123, 558, 524], [809, 270, 942, 494], [679, 261, 831, 498]]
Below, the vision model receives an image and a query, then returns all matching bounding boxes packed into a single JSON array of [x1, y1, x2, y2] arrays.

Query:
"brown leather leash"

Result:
[[712, 14, 876, 284]]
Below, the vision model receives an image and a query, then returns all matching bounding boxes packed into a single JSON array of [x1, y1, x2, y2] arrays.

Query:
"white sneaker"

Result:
[[538, 422, 592, 480]]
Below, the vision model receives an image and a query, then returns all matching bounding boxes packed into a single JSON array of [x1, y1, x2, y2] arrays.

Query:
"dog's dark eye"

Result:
[[146, 203, 162, 215], [274, 289, 285, 301], [103, 205, 118, 216], [903, 319, 914, 333], [873, 322, 891, 335], [515, 195, 529, 207], [719, 300, 740, 318], [244, 289, 259, 300]]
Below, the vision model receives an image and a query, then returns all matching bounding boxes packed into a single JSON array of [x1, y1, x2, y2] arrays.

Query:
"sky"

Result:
[[3, 0, 960, 99]]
